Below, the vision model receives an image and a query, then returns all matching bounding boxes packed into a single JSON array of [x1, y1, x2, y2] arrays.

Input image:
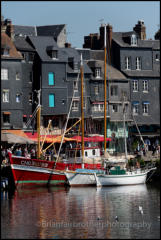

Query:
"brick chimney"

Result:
[[5, 19, 14, 40], [133, 20, 146, 40], [65, 42, 71, 48]]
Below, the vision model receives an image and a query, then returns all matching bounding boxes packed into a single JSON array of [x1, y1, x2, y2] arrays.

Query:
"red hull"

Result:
[[8, 153, 103, 188]]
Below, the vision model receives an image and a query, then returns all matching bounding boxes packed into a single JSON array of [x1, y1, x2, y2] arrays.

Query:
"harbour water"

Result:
[[1, 183, 160, 239]]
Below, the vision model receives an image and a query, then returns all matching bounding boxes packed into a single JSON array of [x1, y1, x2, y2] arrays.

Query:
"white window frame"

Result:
[[94, 86, 99, 95], [155, 54, 160, 61], [16, 72, 20, 80], [72, 100, 79, 111], [131, 34, 137, 46], [92, 103, 105, 112], [132, 104, 139, 115], [143, 103, 149, 115], [95, 68, 101, 79], [132, 80, 138, 92], [73, 80, 78, 92], [16, 94, 21, 103], [136, 57, 141, 70], [143, 80, 148, 92], [125, 57, 131, 70], [3, 89, 9, 102], [112, 104, 118, 113], [111, 86, 118, 96], [1, 68, 8, 80]]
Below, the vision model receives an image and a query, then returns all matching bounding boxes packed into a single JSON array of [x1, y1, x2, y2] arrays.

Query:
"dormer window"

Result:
[[51, 50, 57, 59], [131, 34, 137, 46], [46, 46, 58, 60], [1, 45, 10, 56], [95, 68, 101, 78], [74, 62, 78, 71]]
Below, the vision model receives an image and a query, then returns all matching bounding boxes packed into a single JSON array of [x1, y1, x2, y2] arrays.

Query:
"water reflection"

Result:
[[1, 184, 160, 239]]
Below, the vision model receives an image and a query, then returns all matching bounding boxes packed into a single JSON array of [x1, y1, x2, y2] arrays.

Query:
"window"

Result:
[[73, 80, 78, 91], [23, 115, 27, 128], [16, 94, 21, 103], [51, 50, 57, 59], [143, 80, 148, 92], [132, 102, 139, 115], [74, 62, 78, 71], [94, 86, 99, 95], [111, 86, 118, 96], [155, 54, 160, 61], [112, 104, 118, 113], [92, 149, 96, 156], [3, 113, 10, 124], [48, 72, 55, 85], [72, 100, 79, 111], [16, 72, 20, 80], [49, 94, 55, 107], [29, 53, 34, 62], [92, 103, 105, 112], [125, 57, 131, 70], [95, 68, 101, 78], [2, 48, 9, 56], [29, 72, 33, 83], [132, 80, 138, 92], [136, 57, 141, 70], [29, 93, 32, 104], [131, 34, 137, 46], [1, 69, 8, 80], [2, 90, 9, 102], [143, 102, 149, 115]]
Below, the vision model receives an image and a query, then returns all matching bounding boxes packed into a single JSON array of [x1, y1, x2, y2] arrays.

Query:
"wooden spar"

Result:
[[37, 90, 41, 159], [42, 119, 81, 153], [80, 54, 84, 164], [104, 24, 107, 155]]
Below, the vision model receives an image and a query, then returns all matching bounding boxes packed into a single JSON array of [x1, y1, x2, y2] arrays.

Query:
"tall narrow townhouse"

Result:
[[1, 18, 23, 129], [112, 20, 160, 145]]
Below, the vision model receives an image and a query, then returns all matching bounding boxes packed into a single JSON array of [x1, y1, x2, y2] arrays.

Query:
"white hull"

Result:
[[94, 169, 155, 187], [65, 172, 96, 186]]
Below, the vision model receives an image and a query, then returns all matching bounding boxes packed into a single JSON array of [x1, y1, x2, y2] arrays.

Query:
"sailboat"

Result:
[[64, 26, 108, 186], [94, 98, 156, 187], [8, 90, 68, 188]]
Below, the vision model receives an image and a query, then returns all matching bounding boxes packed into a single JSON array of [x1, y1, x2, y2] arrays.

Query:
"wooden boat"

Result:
[[94, 166, 156, 187]]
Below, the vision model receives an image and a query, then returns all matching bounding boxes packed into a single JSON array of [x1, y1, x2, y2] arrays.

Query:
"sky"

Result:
[[1, 1, 160, 48]]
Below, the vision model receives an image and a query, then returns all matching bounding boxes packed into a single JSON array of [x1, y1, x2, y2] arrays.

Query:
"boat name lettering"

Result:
[[21, 160, 48, 168]]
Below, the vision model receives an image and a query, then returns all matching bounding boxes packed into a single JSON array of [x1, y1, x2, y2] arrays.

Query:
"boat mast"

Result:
[[104, 24, 107, 156], [80, 54, 84, 166], [123, 97, 128, 161], [37, 89, 41, 159]]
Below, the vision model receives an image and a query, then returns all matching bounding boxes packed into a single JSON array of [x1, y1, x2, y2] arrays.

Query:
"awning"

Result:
[[143, 101, 149, 104], [71, 135, 111, 142], [24, 132, 74, 143], [3, 111, 11, 114], [1, 130, 35, 144], [132, 101, 139, 105]]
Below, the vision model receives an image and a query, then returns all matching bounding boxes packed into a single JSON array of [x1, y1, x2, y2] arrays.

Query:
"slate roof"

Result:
[[112, 32, 160, 49], [27, 35, 66, 62], [14, 36, 35, 51], [13, 25, 36, 37], [1, 32, 22, 59], [87, 60, 127, 80], [63, 47, 92, 74], [36, 24, 66, 38]]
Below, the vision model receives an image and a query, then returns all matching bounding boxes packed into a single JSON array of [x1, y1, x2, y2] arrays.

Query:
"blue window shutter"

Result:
[[49, 94, 55, 107], [48, 72, 54, 85]]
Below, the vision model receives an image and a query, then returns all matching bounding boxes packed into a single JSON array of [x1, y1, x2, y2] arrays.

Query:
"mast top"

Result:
[[80, 53, 83, 66]]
